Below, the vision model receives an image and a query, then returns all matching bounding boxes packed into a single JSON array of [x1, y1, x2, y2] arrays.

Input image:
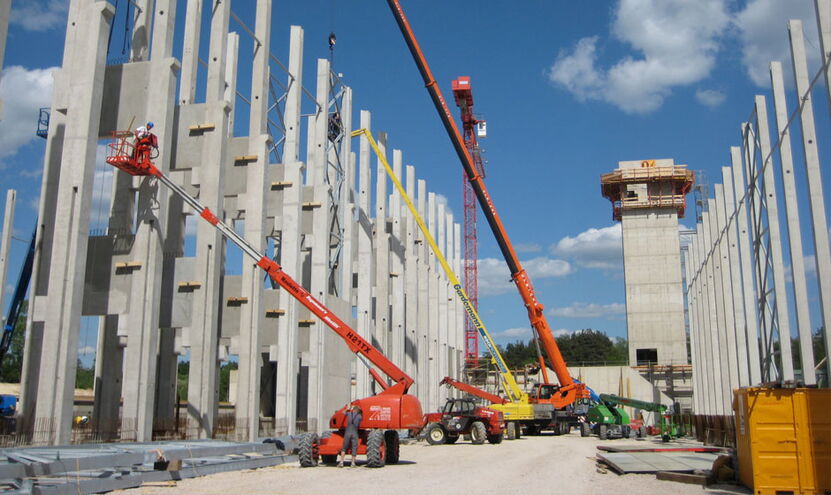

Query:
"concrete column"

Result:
[[179, 0, 202, 104], [233, 0, 271, 443], [404, 165, 418, 380], [338, 89, 354, 305], [118, 0, 179, 442], [390, 150, 405, 369], [416, 179, 429, 407], [0, 190, 14, 320], [374, 135, 390, 356], [445, 212, 455, 387], [427, 192, 439, 412], [31, 1, 114, 445], [713, 187, 740, 396], [691, 228, 710, 414], [274, 25, 304, 436], [754, 95, 795, 381], [306, 58, 332, 432], [154, 328, 177, 430], [707, 198, 733, 410], [730, 147, 762, 384], [789, 20, 831, 380], [131, 0, 154, 61], [355, 111, 373, 400], [93, 315, 122, 440], [683, 249, 699, 413], [700, 212, 725, 415], [0, 0, 11, 119], [186, 0, 231, 439], [437, 204, 447, 404], [721, 167, 750, 387], [224, 32, 239, 132], [454, 222, 463, 378], [770, 61, 816, 384]]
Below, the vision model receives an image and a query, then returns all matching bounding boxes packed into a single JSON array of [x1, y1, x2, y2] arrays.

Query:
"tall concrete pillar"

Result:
[[692, 227, 712, 414], [713, 188, 740, 396], [721, 167, 751, 387], [274, 25, 305, 436], [427, 192, 439, 412], [338, 89, 354, 308], [131, 0, 154, 61], [119, 0, 179, 443], [770, 60, 816, 384], [789, 20, 831, 380], [186, 0, 232, 439], [701, 212, 726, 414], [179, 0, 202, 104], [390, 150, 405, 369], [30, 1, 114, 445], [374, 135, 390, 357], [454, 222, 463, 379], [436, 203, 447, 405], [93, 315, 122, 440], [404, 165, 418, 379], [235, 0, 272, 442], [416, 179, 430, 407], [355, 111, 374, 400], [683, 249, 699, 413], [0, 190, 14, 320], [0, 0, 10, 119], [707, 198, 733, 409], [752, 95, 795, 381], [730, 147, 762, 384]]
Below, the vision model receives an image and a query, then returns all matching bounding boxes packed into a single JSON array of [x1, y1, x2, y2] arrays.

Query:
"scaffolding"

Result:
[[601, 164, 695, 220]]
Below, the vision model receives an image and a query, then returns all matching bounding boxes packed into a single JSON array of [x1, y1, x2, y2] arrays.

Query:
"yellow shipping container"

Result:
[[734, 387, 831, 495]]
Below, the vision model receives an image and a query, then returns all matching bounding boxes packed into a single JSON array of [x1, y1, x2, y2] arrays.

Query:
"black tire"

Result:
[[580, 423, 590, 437], [661, 434, 670, 443], [445, 434, 459, 444], [487, 433, 503, 444], [506, 422, 518, 440], [321, 454, 338, 465], [384, 430, 400, 464], [638, 426, 646, 438], [470, 422, 487, 445], [298, 432, 319, 467], [366, 429, 386, 468], [561, 423, 571, 435], [599, 424, 608, 440], [525, 424, 541, 436], [622, 426, 632, 438], [425, 423, 446, 445]]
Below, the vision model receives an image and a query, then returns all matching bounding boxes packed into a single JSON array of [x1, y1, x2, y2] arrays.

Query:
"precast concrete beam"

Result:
[[355, 110, 374, 401]]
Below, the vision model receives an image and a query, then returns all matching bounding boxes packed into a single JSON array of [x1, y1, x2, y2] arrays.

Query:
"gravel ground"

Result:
[[118, 432, 751, 495]]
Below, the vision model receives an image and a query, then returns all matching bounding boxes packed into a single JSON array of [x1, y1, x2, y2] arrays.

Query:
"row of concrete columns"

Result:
[[17, 0, 464, 445], [685, 9, 831, 415]]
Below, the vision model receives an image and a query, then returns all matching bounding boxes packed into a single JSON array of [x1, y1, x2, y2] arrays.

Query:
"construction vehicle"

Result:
[[1, 228, 35, 376], [353, 128, 572, 439], [593, 394, 680, 442], [422, 398, 505, 445], [104, 133, 423, 468], [384, 1, 588, 432]]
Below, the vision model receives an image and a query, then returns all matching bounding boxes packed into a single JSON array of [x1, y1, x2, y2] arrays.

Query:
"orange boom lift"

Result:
[[105, 135, 423, 468], [385, 1, 586, 411]]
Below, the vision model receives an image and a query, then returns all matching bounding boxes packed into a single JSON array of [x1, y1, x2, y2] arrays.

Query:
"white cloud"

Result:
[[478, 256, 573, 296], [553, 328, 573, 338], [0, 66, 56, 163], [551, 224, 622, 270], [10, 0, 68, 32], [78, 345, 97, 355], [433, 193, 454, 219], [733, 0, 817, 87], [547, 0, 730, 114], [696, 88, 726, 107], [515, 243, 542, 253], [492, 327, 532, 340], [549, 302, 626, 319]]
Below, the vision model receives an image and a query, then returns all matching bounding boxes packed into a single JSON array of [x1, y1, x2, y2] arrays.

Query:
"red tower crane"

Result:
[[452, 76, 484, 369]]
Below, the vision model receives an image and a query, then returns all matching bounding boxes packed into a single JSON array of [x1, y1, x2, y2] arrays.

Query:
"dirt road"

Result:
[[121, 433, 746, 495]]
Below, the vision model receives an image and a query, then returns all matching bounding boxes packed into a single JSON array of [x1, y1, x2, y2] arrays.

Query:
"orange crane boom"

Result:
[[385, 0, 584, 409]]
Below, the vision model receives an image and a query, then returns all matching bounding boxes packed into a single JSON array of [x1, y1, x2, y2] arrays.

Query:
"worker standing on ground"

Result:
[[133, 121, 158, 163], [337, 403, 362, 468]]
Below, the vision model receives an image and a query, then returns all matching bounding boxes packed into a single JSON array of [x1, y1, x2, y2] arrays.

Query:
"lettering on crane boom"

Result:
[[454, 284, 508, 375], [346, 330, 372, 354]]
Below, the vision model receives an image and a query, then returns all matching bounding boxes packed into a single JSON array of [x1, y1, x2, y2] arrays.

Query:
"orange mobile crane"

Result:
[[105, 134, 423, 468], [385, 1, 587, 415]]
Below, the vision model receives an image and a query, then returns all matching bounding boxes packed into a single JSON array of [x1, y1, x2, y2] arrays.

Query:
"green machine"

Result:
[[582, 394, 678, 441]]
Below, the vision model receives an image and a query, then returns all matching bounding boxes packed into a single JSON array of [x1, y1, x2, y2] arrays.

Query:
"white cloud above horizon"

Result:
[[696, 88, 726, 107], [549, 302, 626, 319], [546, 0, 730, 114], [478, 256, 573, 296], [551, 224, 622, 270], [10, 0, 68, 32], [0, 66, 56, 166]]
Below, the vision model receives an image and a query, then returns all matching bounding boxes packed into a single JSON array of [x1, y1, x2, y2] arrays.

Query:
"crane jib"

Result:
[[453, 283, 508, 375]]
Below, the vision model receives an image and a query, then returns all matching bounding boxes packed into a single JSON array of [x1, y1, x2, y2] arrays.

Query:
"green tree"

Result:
[[218, 361, 238, 402], [556, 329, 617, 365], [75, 359, 95, 390], [0, 301, 27, 382], [177, 361, 190, 401]]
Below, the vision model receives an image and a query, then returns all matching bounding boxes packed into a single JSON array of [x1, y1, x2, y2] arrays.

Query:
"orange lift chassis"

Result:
[[385, 0, 586, 409], [105, 134, 423, 468]]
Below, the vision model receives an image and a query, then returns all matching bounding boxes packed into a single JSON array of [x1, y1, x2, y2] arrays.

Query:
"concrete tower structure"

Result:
[[601, 159, 694, 367]]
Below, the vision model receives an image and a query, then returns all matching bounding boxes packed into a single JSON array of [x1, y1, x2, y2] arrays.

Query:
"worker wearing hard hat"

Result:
[[133, 121, 158, 163]]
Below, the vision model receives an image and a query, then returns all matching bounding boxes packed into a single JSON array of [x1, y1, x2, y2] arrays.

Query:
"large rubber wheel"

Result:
[[298, 432, 319, 467], [525, 424, 541, 436], [366, 429, 386, 468], [384, 430, 400, 464], [470, 422, 487, 445], [506, 422, 518, 440], [425, 423, 446, 445], [487, 433, 503, 444], [599, 424, 608, 440], [580, 423, 590, 437], [622, 426, 632, 438], [445, 434, 459, 444]]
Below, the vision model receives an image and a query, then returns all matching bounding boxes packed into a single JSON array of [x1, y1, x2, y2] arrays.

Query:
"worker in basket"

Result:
[[133, 121, 159, 163]]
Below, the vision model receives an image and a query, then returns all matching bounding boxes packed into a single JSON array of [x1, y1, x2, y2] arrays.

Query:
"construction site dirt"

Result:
[[117, 433, 748, 495]]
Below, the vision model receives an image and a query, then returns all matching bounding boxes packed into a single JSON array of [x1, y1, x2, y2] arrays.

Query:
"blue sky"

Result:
[[2, 0, 831, 362]]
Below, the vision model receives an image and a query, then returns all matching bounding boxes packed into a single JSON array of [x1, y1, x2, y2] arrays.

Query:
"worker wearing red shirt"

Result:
[[133, 121, 158, 163]]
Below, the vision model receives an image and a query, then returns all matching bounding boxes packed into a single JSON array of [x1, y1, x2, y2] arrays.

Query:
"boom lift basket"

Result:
[[105, 131, 156, 176]]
